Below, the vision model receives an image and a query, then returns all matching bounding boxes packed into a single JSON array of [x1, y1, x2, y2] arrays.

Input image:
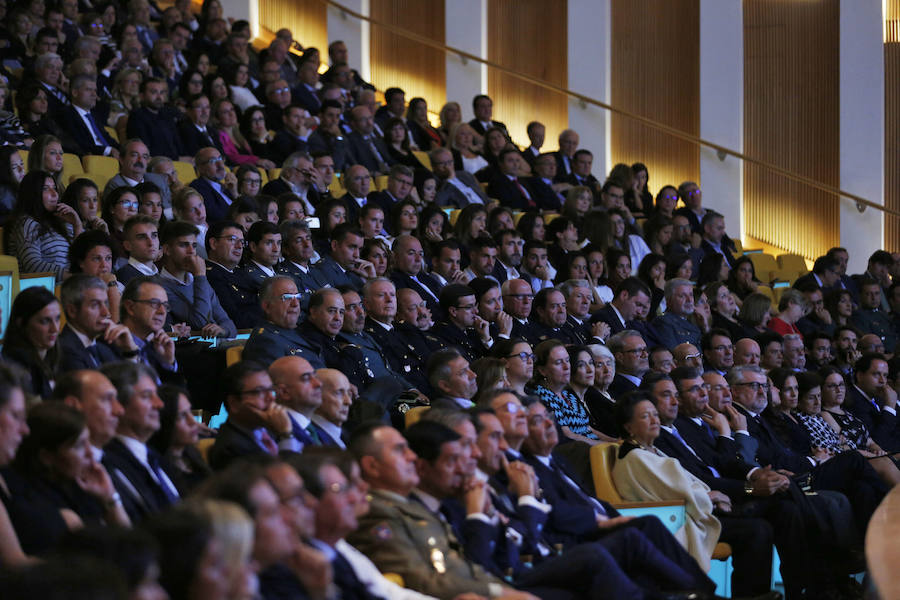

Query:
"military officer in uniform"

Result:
[[651, 279, 702, 350], [469, 277, 515, 343], [429, 284, 492, 363], [348, 422, 533, 600], [276, 219, 320, 312], [363, 278, 431, 394], [234, 221, 282, 327], [527, 288, 582, 346], [206, 220, 259, 329], [242, 276, 325, 367]]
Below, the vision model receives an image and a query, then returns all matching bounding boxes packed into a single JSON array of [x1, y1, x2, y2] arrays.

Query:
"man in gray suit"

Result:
[[431, 147, 488, 208], [102, 138, 172, 211]]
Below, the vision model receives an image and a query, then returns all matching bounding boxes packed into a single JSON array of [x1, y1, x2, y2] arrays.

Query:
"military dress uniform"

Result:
[[526, 321, 582, 347], [241, 320, 325, 368], [347, 489, 503, 599], [296, 321, 370, 388], [363, 318, 430, 392], [206, 261, 260, 330], [428, 321, 489, 363]]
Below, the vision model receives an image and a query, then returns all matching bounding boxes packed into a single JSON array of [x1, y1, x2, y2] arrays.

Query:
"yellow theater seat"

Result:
[[63, 153, 85, 177], [173, 161, 196, 184], [748, 253, 778, 282], [777, 253, 809, 275], [82, 155, 119, 180]]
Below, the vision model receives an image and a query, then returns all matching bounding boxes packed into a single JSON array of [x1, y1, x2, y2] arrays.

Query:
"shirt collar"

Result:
[[286, 407, 311, 429], [116, 434, 148, 464], [251, 260, 276, 277], [128, 256, 158, 275]]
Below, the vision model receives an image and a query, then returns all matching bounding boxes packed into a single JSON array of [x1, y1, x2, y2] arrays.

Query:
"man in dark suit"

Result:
[[591, 277, 651, 336], [99, 362, 179, 522], [698, 211, 737, 269], [367, 164, 415, 226], [845, 353, 900, 451], [607, 330, 650, 398], [208, 361, 305, 470], [565, 149, 601, 196], [345, 105, 394, 175], [337, 164, 371, 225], [189, 147, 238, 223], [269, 105, 311, 166], [310, 369, 353, 448], [291, 58, 322, 114], [793, 255, 842, 292], [501, 278, 537, 341], [517, 398, 718, 596], [730, 364, 888, 535], [487, 149, 537, 211], [552, 129, 579, 182], [374, 87, 405, 132], [851, 250, 895, 311], [525, 153, 567, 211], [520, 121, 544, 167], [825, 247, 860, 300], [177, 93, 224, 157], [311, 224, 372, 291], [63, 74, 119, 157], [308, 100, 353, 172], [206, 220, 257, 328], [389, 235, 443, 318], [126, 77, 188, 161], [430, 147, 489, 208], [275, 220, 319, 308], [102, 139, 172, 210], [109, 277, 182, 386], [269, 355, 327, 451], [34, 53, 69, 117], [674, 181, 706, 235], [58, 274, 141, 372], [468, 94, 509, 139]]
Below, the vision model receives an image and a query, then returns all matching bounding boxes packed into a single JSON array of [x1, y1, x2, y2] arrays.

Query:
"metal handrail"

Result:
[[316, 0, 899, 218]]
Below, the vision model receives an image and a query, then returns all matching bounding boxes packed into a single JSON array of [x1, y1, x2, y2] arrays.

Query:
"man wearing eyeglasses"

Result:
[[431, 147, 488, 208], [178, 93, 224, 157], [367, 164, 415, 223], [209, 360, 305, 469], [674, 181, 706, 235], [429, 284, 492, 364], [501, 278, 537, 341], [607, 330, 650, 398], [700, 329, 734, 376], [189, 146, 239, 223], [206, 220, 255, 326], [113, 276, 181, 385], [243, 275, 323, 369]]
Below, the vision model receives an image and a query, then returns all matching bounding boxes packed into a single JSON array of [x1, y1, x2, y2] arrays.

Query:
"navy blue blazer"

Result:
[[126, 106, 185, 160], [102, 438, 176, 522], [177, 120, 223, 157], [61, 105, 119, 156], [190, 177, 234, 224], [58, 326, 119, 372]]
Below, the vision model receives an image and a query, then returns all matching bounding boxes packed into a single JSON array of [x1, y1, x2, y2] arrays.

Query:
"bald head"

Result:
[[269, 355, 322, 416], [315, 368, 352, 426], [672, 343, 702, 369], [733, 338, 761, 366]]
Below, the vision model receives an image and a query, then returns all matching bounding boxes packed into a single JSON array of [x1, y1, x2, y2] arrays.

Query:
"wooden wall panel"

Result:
[[257, 0, 328, 57], [885, 1, 900, 252], [611, 0, 699, 196], [743, 0, 839, 260], [370, 0, 446, 119], [487, 1, 568, 150]]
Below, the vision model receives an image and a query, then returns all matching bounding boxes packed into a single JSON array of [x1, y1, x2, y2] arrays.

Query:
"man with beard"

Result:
[[492, 229, 524, 283]]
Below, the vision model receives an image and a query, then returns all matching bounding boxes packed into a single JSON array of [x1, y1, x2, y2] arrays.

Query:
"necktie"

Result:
[[86, 344, 101, 368], [670, 427, 720, 478], [306, 423, 322, 445], [84, 111, 106, 145], [701, 421, 717, 444], [147, 450, 179, 503], [512, 178, 535, 208], [256, 428, 279, 455], [364, 135, 386, 164]]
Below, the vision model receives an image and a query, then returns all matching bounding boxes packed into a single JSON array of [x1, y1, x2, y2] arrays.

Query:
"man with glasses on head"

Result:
[[189, 146, 239, 223], [672, 343, 703, 370], [243, 276, 323, 368], [155, 220, 237, 338], [607, 330, 650, 398], [104, 138, 172, 210], [208, 360, 305, 469]]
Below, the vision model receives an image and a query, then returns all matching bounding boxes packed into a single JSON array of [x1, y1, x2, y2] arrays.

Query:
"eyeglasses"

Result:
[[279, 293, 302, 302], [243, 178, 262, 185], [735, 382, 769, 393], [684, 351, 702, 360], [204, 156, 224, 164], [823, 381, 846, 390], [325, 482, 350, 495], [456, 303, 476, 311], [133, 299, 170, 311], [622, 347, 648, 356], [507, 352, 535, 362], [239, 387, 277, 398], [215, 235, 247, 247], [679, 383, 711, 395], [496, 401, 522, 414], [118, 200, 139, 210]]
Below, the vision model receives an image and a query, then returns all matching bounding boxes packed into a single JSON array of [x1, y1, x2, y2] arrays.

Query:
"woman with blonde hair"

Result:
[[449, 122, 488, 175], [190, 499, 259, 600]]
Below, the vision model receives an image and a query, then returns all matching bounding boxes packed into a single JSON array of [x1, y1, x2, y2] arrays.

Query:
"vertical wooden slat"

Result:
[[743, 0, 839, 260], [487, 0, 568, 150], [257, 0, 328, 56], [885, 1, 900, 252], [369, 0, 446, 117], [610, 0, 699, 194]]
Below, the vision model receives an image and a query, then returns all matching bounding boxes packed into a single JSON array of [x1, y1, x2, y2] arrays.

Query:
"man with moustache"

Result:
[[242, 276, 322, 368]]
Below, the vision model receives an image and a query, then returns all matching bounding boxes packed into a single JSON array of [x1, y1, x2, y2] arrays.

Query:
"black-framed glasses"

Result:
[[735, 382, 769, 393], [622, 346, 648, 356], [507, 352, 535, 362], [133, 299, 170, 311]]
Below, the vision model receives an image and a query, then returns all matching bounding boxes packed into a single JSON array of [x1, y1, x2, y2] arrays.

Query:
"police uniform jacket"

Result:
[[296, 321, 369, 388], [242, 320, 326, 368], [428, 320, 489, 363], [206, 260, 260, 329], [275, 260, 318, 311], [363, 318, 430, 392], [347, 489, 503, 599]]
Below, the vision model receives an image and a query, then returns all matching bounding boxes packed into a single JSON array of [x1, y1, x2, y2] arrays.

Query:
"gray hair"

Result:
[[282, 151, 311, 170], [99, 361, 157, 407], [60, 274, 107, 315], [725, 364, 764, 386], [607, 330, 642, 354], [419, 407, 472, 430], [588, 343, 614, 362], [361, 276, 394, 300], [777, 288, 808, 313], [34, 52, 63, 71], [664, 278, 693, 302], [558, 279, 590, 299], [259, 275, 296, 302]]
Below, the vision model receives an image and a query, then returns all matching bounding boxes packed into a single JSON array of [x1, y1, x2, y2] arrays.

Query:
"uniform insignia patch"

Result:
[[373, 523, 392, 540]]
